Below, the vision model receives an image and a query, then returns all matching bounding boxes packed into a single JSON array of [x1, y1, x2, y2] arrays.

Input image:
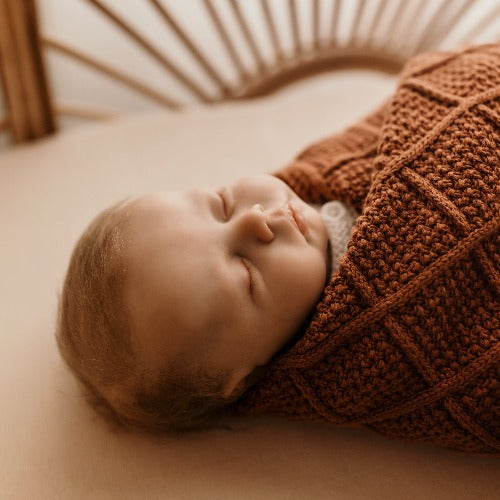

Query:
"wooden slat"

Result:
[[228, 0, 266, 72], [147, 0, 232, 97], [312, 0, 320, 49], [0, 0, 55, 142], [347, 0, 367, 47], [364, 0, 390, 47], [9, 0, 45, 136], [411, 0, 459, 54], [54, 100, 122, 120], [233, 46, 404, 99], [2, 0, 32, 139], [330, 0, 341, 44], [0, 0, 29, 142], [86, 0, 212, 103], [391, 0, 428, 54], [202, 0, 249, 81], [43, 36, 181, 110], [459, 3, 500, 44], [261, 0, 283, 62], [419, 0, 476, 52], [289, 0, 301, 56], [0, 4, 25, 145], [382, 0, 410, 51]]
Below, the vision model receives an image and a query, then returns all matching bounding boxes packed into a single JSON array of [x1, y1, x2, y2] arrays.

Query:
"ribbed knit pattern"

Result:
[[233, 44, 500, 454]]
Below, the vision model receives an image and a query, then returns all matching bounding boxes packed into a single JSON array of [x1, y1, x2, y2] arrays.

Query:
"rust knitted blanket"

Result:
[[232, 44, 500, 454]]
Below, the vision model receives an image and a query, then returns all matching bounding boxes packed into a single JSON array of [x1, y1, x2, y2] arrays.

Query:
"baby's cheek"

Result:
[[300, 250, 327, 302], [277, 256, 316, 303]]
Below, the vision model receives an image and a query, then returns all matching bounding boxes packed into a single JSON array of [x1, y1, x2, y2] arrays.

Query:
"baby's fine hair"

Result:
[[55, 197, 241, 437]]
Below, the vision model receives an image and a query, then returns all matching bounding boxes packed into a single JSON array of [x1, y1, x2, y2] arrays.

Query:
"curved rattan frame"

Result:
[[0, 0, 499, 145]]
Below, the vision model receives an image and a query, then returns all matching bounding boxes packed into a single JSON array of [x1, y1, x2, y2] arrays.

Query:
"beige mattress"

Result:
[[1, 71, 498, 499]]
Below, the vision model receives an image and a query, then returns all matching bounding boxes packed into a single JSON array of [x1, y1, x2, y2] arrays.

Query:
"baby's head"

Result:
[[56, 174, 329, 436]]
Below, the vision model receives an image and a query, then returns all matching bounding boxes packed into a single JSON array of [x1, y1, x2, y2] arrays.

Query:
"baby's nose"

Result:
[[237, 204, 274, 243]]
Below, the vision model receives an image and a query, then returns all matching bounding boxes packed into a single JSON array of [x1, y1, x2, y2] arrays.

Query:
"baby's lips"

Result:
[[288, 201, 307, 235]]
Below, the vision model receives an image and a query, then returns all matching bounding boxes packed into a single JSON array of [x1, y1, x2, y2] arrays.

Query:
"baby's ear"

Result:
[[222, 365, 267, 399], [221, 367, 254, 399]]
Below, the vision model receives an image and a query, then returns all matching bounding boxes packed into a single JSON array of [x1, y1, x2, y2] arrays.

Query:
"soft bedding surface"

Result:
[[1, 71, 498, 499]]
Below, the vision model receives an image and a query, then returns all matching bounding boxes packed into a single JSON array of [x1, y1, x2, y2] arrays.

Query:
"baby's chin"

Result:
[[305, 202, 329, 254], [301, 202, 330, 283]]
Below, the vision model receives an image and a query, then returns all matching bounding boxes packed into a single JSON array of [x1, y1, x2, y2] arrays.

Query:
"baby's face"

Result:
[[122, 174, 329, 398]]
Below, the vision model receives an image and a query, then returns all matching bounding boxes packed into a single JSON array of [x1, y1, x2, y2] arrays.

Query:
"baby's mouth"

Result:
[[288, 201, 307, 235]]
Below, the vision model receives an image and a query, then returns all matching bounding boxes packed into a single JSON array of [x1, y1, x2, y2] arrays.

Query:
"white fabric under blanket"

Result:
[[1, 71, 498, 500]]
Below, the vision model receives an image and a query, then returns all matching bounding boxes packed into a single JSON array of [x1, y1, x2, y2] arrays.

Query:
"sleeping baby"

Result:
[[56, 172, 358, 431], [56, 43, 499, 453]]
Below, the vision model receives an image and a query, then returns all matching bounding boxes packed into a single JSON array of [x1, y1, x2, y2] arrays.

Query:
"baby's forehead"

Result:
[[122, 192, 188, 252], [123, 197, 231, 351], [126, 190, 182, 218]]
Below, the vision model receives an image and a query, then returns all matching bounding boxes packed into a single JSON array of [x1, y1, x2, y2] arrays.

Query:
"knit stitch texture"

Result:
[[232, 44, 500, 454]]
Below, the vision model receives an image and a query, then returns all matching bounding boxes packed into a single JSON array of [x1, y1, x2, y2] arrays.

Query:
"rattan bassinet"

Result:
[[0, 0, 498, 146]]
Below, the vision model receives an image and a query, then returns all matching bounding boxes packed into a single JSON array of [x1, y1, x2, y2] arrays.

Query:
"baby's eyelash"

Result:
[[219, 187, 234, 220], [241, 257, 255, 298], [219, 192, 227, 219]]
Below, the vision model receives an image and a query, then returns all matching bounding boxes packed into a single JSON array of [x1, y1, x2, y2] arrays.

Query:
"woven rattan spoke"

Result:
[[43, 36, 181, 109], [289, 0, 301, 56], [202, 0, 249, 82], [260, 0, 283, 63], [391, 0, 429, 54], [330, 0, 341, 44], [229, 0, 266, 72], [147, 0, 232, 97], [363, 0, 389, 45], [312, 0, 320, 48], [0, 0, 54, 141], [418, 0, 477, 53], [382, 0, 412, 52], [409, 0, 452, 54], [86, 0, 212, 102], [53, 100, 121, 120], [460, 4, 500, 44], [347, 0, 367, 47]]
